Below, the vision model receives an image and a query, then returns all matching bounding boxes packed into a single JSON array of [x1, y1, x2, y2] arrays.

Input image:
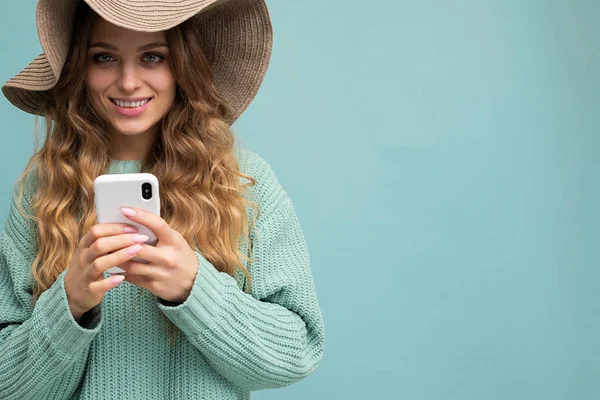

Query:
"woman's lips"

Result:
[[110, 98, 153, 117]]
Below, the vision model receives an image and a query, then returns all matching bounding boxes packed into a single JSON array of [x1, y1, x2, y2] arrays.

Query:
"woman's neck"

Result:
[[109, 127, 157, 161]]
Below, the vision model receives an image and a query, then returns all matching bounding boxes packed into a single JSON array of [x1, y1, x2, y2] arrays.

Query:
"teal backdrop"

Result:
[[1, 1, 599, 399]]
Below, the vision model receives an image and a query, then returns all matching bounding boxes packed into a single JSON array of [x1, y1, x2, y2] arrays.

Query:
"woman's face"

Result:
[[85, 17, 176, 141]]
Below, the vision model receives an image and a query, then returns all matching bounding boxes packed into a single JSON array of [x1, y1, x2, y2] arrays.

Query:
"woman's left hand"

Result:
[[117, 207, 199, 304]]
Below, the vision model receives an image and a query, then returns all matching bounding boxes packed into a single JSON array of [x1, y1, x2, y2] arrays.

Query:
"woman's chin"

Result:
[[111, 123, 154, 137]]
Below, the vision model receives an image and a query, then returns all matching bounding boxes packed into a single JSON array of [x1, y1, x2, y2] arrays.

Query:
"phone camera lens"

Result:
[[142, 183, 152, 200]]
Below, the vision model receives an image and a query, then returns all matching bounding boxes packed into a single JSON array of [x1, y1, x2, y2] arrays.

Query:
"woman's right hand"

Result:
[[64, 223, 149, 322]]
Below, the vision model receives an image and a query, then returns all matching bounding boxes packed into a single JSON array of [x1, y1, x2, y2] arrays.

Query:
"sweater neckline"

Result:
[[108, 159, 142, 174]]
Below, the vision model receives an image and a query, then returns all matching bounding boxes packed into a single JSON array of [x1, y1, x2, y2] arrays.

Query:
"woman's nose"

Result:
[[117, 63, 142, 92]]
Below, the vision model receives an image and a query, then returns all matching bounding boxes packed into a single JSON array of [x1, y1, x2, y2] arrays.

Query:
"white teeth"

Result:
[[113, 98, 150, 108]]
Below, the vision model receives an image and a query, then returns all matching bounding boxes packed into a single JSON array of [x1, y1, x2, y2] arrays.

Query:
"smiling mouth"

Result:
[[110, 98, 152, 108]]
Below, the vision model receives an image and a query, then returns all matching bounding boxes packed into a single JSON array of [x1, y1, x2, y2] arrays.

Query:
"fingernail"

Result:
[[126, 244, 142, 255], [111, 275, 125, 285], [121, 207, 137, 217], [132, 234, 149, 243], [123, 226, 138, 233]]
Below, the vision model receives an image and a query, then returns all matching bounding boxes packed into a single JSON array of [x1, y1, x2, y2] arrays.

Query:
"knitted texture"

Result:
[[0, 149, 325, 399]]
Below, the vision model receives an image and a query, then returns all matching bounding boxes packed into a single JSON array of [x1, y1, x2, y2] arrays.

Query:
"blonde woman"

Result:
[[0, 0, 325, 398]]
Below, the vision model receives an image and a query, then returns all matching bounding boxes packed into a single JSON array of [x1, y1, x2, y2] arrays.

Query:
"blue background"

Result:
[[1, 1, 599, 399]]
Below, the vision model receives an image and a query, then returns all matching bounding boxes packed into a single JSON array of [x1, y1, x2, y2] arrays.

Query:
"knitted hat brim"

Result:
[[1, 0, 273, 125]]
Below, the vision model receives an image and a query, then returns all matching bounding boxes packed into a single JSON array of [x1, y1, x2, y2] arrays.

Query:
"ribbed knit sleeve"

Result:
[[158, 150, 326, 391], [0, 174, 102, 400]]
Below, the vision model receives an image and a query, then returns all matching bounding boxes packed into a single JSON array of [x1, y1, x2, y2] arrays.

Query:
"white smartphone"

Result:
[[94, 173, 160, 274]]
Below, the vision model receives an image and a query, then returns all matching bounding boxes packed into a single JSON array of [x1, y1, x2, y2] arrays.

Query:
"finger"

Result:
[[133, 244, 170, 266], [120, 259, 166, 280], [87, 243, 144, 280], [122, 272, 152, 291], [120, 207, 171, 245], [84, 233, 150, 265], [88, 274, 126, 295], [80, 223, 139, 248]]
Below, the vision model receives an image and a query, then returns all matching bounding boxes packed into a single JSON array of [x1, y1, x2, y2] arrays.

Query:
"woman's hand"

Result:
[[64, 223, 149, 322], [117, 207, 199, 304]]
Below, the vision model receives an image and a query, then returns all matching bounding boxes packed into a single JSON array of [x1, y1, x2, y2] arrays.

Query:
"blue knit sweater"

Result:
[[0, 149, 325, 399]]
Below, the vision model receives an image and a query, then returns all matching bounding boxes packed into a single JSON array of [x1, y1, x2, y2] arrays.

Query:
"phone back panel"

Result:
[[94, 173, 161, 246]]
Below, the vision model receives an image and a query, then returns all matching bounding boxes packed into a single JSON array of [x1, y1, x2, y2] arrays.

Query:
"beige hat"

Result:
[[1, 0, 273, 125]]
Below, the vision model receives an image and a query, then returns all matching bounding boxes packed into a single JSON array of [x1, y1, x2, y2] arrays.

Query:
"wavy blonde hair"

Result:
[[15, 2, 256, 343]]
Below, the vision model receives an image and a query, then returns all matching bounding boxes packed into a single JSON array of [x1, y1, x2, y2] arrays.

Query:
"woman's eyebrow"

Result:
[[88, 42, 118, 50], [137, 42, 169, 51], [88, 42, 169, 51]]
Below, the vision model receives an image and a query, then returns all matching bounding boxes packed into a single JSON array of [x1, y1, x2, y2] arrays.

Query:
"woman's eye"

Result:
[[93, 54, 116, 63], [143, 53, 164, 63]]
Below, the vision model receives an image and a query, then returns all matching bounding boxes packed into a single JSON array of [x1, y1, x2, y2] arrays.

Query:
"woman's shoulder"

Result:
[[9, 167, 39, 214], [235, 147, 273, 177], [3, 167, 39, 253], [234, 147, 290, 219]]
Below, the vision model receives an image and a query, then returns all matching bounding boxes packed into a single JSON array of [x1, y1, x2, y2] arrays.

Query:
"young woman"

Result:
[[0, 0, 325, 398]]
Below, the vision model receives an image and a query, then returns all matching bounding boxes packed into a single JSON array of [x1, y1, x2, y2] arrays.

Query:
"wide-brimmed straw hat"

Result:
[[1, 0, 273, 125]]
